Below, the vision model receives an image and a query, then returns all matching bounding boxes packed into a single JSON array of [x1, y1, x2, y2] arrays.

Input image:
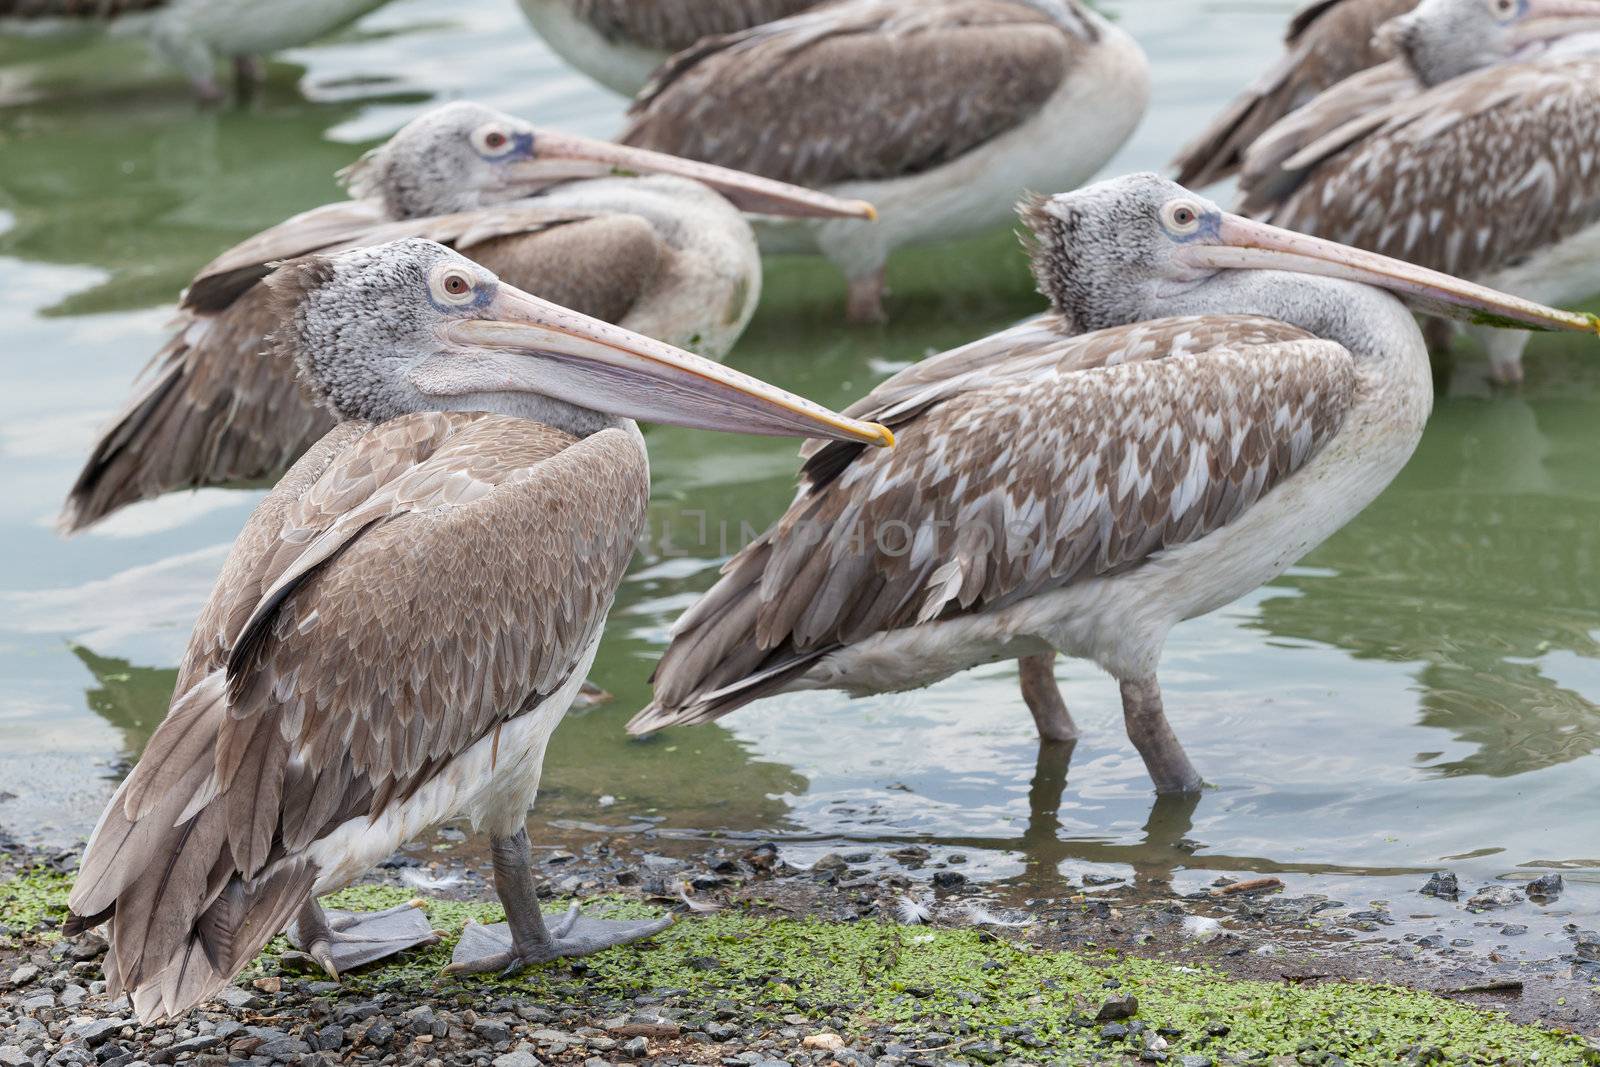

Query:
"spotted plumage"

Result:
[[637, 315, 1355, 726], [634, 171, 1597, 794], [1172, 0, 1417, 189], [1243, 59, 1600, 280]]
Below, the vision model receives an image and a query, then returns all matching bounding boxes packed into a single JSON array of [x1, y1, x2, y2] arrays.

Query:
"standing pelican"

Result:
[[63, 238, 892, 1023], [60, 102, 874, 532], [620, 0, 1148, 323], [629, 174, 1596, 793], [1236, 0, 1600, 383], [518, 0, 817, 97], [0, 0, 393, 100], [1171, 0, 1416, 189]]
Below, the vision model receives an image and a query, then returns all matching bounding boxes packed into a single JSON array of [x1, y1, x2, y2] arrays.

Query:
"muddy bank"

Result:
[[2, 822, 1597, 1067]]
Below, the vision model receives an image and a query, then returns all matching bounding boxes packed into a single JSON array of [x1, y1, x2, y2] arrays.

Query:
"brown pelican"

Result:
[[1236, 0, 1600, 383], [0, 0, 392, 100], [517, 0, 817, 97], [59, 102, 874, 533], [63, 237, 893, 1023], [629, 173, 1597, 793], [1171, 0, 1417, 190], [620, 0, 1149, 323]]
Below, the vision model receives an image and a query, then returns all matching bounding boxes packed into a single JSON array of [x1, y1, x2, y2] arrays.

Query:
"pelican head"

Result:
[[1022, 173, 1600, 338], [340, 101, 877, 221], [265, 237, 894, 445], [1379, 0, 1600, 85]]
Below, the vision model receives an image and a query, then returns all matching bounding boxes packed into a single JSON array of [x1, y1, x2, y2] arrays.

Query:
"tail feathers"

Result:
[[68, 672, 317, 1024], [632, 544, 837, 735], [628, 647, 829, 735], [125, 860, 314, 1023]]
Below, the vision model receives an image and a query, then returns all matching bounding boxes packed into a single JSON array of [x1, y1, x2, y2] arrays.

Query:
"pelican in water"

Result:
[[518, 0, 816, 97], [60, 102, 874, 533], [620, 0, 1148, 323], [0, 0, 392, 100], [629, 173, 1597, 793], [62, 237, 892, 1022], [1172, 0, 1417, 190], [1235, 0, 1600, 383]]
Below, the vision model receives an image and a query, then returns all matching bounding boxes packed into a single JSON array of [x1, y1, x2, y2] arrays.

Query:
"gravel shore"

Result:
[[3, 822, 1597, 1067]]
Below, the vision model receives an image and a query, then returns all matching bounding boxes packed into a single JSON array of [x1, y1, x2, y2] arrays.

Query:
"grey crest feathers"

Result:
[[338, 102, 536, 219], [1021, 173, 1209, 335], [264, 238, 493, 423]]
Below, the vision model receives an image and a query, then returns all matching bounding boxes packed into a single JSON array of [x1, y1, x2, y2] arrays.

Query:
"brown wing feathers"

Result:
[[67, 414, 648, 1022], [633, 317, 1355, 733], [1171, 0, 1415, 188], [572, 0, 817, 50], [621, 0, 1077, 189]]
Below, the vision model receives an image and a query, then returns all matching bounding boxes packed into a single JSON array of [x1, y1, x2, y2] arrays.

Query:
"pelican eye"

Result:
[[431, 267, 479, 306], [1161, 200, 1204, 236], [1488, 0, 1518, 17], [472, 124, 514, 155]]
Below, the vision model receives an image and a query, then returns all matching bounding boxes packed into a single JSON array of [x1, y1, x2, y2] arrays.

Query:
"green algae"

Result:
[[258, 885, 1598, 1066], [0, 867, 72, 946], [1, 874, 1593, 1062]]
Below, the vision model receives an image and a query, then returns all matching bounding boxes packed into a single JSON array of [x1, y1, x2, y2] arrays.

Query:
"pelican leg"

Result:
[[1119, 676, 1204, 795], [1479, 327, 1532, 386], [445, 829, 671, 976], [1018, 653, 1078, 743], [846, 268, 889, 324], [232, 55, 266, 95], [285, 899, 439, 978]]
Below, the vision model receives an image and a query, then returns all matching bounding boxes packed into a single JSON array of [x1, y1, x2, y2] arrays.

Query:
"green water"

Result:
[[1, 2, 1596, 928]]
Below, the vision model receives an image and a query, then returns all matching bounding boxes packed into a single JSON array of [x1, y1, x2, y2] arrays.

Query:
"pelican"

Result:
[[60, 101, 874, 533], [1235, 0, 1600, 384], [619, 0, 1149, 323], [62, 237, 892, 1023], [629, 173, 1597, 794], [0, 0, 392, 100], [1171, 0, 1417, 190], [517, 0, 817, 97]]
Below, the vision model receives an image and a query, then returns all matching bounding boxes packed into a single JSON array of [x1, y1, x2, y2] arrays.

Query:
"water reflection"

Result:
[[67, 633, 807, 836], [0, 88, 388, 314], [1257, 377, 1600, 782], [2, 0, 1597, 895]]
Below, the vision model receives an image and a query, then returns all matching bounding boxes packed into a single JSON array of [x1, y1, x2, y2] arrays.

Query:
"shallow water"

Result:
[[1, 0, 1597, 932]]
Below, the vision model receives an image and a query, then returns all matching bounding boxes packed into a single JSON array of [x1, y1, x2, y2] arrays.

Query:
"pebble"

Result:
[[493, 1053, 543, 1067], [473, 1020, 513, 1044], [1418, 873, 1459, 900], [1097, 994, 1140, 1022], [1465, 886, 1522, 911], [1525, 874, 1563, 902], [5, 966, 38, 989]]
